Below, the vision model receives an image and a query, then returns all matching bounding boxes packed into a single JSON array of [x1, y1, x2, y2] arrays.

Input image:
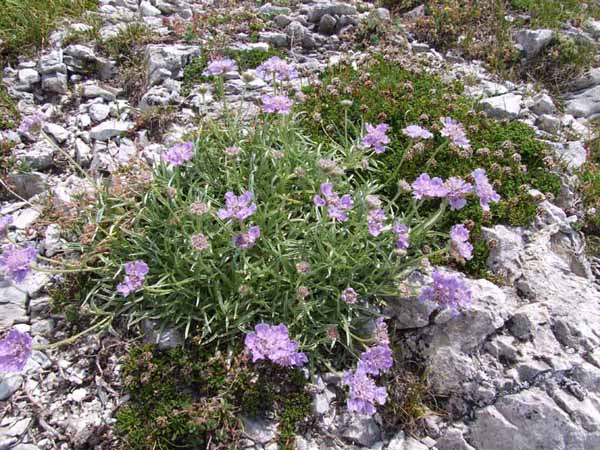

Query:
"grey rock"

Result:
[[388, 431, 429, 450], [404, 4, 425, 20], [302, 33, 318, 50], [411, 42, 430, 53], [145, 44, 201, 86], [18, 140, 55, 170], [43, 122, 70, 143], [435, 427, 476, 450], [241, 416, 278, 444], [569, 68, 600, 91], [43, 223, 62, 257], [286, 21, 308, 41], [308, 3, 357, 23], [514, 29, 554, 58], [41, 73, 68, 94], [530, 92, 557, 115], [536, 114, 561, 134], [18, 68, 40, 86], [273, 14, 292, 28], [82, 84, 117, 101], [565, 85, 600, 118], [546, 140, 587, 170], [342, 414, 380, 447], [0, 285, 28, 328], [142, 319, 184, 350], [0, 374, 23, 401], [38, 50, 66, 74], [11, 445, 41, 450], [88, 103, 111, 122], [259, 31, 289, 47], [258, 3, 291, 15], [139, 86, 182, 112], [586, 19, 600, 38], [318, 14, 337, 35], [63, 45, 101, 74], [6, 172, 48, 199], [75, 138, 92, 165], [140, 0, 161, 16], [374, 8, 391, 22], [481, 93, 522, 119], [89, 120, 133, 141]]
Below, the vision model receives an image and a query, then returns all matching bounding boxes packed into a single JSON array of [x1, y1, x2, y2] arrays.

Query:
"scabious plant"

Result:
[[244, 324, 307, 367], [0, 215, 12, 238], [440, 116, 470, 149], [419, 271, 472, 314], [0, 329, 32, 372], [472, 168, 501, 211], [313, 182, 354, 222], [217, 191, 257, 222], [402, 124, 433, 140], [362, 123, 390, 153], [260, 94, 293, 115], [343, 368, 388, 416], [450, 224, 473, 261], [17, 112, 44, 141], [0, 244, 37, 282], [117, 261, 149, 297], [202, 57, 238, 76], [162, 142, 195, 166], [256, 56, 298, 82], [411, 174, 448, 200]]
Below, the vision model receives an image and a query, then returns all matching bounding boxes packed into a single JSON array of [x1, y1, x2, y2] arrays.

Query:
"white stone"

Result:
[[140, 0, 161, 16], [514, 29, 554, 58], [481, 93, 522, 119], [43, 123, 70, 143], [18, 68, 40, 86], [89, 120, 132, 141], [530, 93, 556, 115], [12, 207, 41, 229], [88, 103, 110, 122]]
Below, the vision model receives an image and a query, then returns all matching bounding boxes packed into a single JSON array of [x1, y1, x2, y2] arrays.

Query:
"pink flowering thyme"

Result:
[[0, 215, 13, 238], [260, 95, 293, 115], [392, 221, 410, 250], [244, 323, 308, 367], [202, 58, 238, 76], [256, 56, 298, 82], [233, 226, 261, 249], [419, 271, 472, 314], [440, 117, 470, 149], [217, 191, 257, 223], [472, 168, 500, 211], [191, 233, 210, 252], [343, 368, 388, 416], [362, 123, 390, 154], [402, 124, 433, 140], [117, 260, 149, 297], [450, 225, 473, 261], [444, 177, 473, 211], [0, 329, 32, 372], [341, 287, 358, 304], [0, 244, 37, 282], [313, 182, 354, 222], [411, 173, 449, 200], [162, 142, 195, 166]]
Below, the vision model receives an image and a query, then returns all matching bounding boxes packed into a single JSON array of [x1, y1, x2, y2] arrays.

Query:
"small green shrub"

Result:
[[0, 84, 19, 131], [298, 56, 561, 275], [117, 344, 311, 450]]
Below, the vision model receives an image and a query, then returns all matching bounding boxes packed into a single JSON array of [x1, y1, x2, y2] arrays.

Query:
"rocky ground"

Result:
[[1, 1, 600, 449]]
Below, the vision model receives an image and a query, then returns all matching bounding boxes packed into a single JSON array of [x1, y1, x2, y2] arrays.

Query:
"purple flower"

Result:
[[0, 245, 37, 282], [343, 368, 387, 416], [362, 123, 390, 154], [17, 113, 44, 141], [440, 117, 470, 149], [256, 56, 298, 82], [233, 226, 261, 249], [313, 182, 353, 222], [191, 233, 210, 252], [472, 168, 500, 211], [444, 177, 473, 211], [419, 271, 472, 314], [117, 260, 149, 297], [358, 345, 393, 376], [0, 215, 13, 238], [202, 57, 238, 76], [374, 317, 390, 345], [0, 329, 32, 372], [392, 221, 409, 250], [402, 124, 433, 140], [217, 191, 257, 223], [365, 195, 382, 209], [244, 323, 308, 367], [261, 95, 293, 115], [450, 224, 473, 261], [162, 142, 195, 166], [411, 173, 448, 200], [224, 146, 242, 157], [341, 287, 358, 304], [367, 209, 385, 237]]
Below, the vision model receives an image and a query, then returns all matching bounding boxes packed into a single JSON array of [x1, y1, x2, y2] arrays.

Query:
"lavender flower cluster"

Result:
[[244, 323, 307, 367]]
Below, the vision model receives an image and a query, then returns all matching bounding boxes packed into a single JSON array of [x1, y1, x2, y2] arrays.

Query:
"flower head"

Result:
[[374, 317, 390, 345], [440, 117, 470, 149], [0, 244, 37, 282], [313, 183, 353, 222], [419, 271, 472, 314], [256, 56, 298, 82], [450, 224, 473, 261], [162, 142, 195, 166], [367, 209, 385, 237], [296, 261, 311, 274], [402, 124, 433, 140], [0, 329, 32, 372], [358, 345, 393, 376], [261, 95, 293, 115], [191, 233, 210, 252], [189, 201, 210, 215], [217, 191, 257, 222], [203, 57, 238, 76], [343, 368, 387, 416], [233, 226, 261, 249], [362, 123, 390, 154], [117, 260, 149, 297], [224, 146, 242, 157], [0, 215, 13, 238], [411, 173, 448, 200], [17, 113, 44, 141], [365, 195, 382, 209], [472, 168, 501, 211], [244, 323, 308, 367], [341, 287, 358, 304], [444, 177, 473, 211], [392, 222, 410, 250]]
